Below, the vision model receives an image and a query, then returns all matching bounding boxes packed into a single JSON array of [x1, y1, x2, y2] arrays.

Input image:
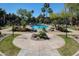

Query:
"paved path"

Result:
[[0, 51, 5, 56], [1, 27, 79, 56], [73, 51, 79, 56], [1, 27, 79, 36], [18, 49, 60, 56], [13, 33, 65, 56]]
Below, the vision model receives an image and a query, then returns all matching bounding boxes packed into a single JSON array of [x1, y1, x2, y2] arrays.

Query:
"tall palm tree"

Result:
[[41, 3, 53, 23], [41, 7, 46, 17], [44, 3, 50, 17], [41, 3, 50, 17], [48, 8, 53, 15]]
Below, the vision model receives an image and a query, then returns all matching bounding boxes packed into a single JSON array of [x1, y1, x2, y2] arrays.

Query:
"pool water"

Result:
[[32, 25, 48, 30]]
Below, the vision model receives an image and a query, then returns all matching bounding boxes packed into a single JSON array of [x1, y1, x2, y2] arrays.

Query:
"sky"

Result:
[[0, 3, 64, 17]]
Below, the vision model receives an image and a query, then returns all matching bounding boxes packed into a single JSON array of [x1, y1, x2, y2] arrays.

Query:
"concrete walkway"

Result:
[[13, 33, 65, 56], [0, 51, 5, 56], [73, 51, 79, 56], [18, 49, 60, 56], [1, 27, 79, 56]]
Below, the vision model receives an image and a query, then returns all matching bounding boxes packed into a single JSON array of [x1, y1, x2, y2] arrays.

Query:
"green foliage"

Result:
[[50, 13, 58, 20], [60, 11, 72, 20], [17, 8, 34, 28], [17, 8, 34, 19], [21, 19, 26, 28], [41, 3, 53, 17], [37, 31, 49, 39], [0, 8, 6, 26], [0, 8, 6, 17], [65, 3, 79, 13], [56, 26, 69, 32]]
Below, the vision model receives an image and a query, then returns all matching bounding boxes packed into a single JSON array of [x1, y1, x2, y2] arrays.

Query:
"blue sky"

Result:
[[0, 3, 64, 17]]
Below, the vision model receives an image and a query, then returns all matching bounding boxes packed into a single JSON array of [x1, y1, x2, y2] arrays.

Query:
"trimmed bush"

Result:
[[38, 31, 49, 39], [31, 31, 49, 40]]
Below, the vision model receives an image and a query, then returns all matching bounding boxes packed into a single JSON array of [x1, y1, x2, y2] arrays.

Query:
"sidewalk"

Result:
[[0, 51, 5, 56]]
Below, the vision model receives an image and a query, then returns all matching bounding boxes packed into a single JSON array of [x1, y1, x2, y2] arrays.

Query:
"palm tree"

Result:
[[41, 3, 53, 24], [48, 8, 53, 13], [41, 3, 53, 17], [41, 7, 46, 17], [44, 3, 50, 17]]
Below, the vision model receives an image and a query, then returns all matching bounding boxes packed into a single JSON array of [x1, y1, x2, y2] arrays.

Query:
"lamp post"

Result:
[[12, 20, 15, 38], [65, 7, 68, 38]]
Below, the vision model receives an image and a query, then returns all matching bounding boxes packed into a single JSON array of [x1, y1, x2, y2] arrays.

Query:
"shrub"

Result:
[[12, 26, 37, 32], [49, 27, 54, 31], [38, 31, 49, 39], [12, 26, 21, 31], [56, 26, 69, 32]]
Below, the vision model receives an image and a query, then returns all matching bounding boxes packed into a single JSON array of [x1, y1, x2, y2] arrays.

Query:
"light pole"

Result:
[[12, 20, 15, 38], [65, 7, 68, 38]]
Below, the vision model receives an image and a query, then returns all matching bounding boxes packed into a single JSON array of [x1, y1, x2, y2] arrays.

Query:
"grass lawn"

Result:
[[58, 35, 79, 56], [0, 34, 21, 56]]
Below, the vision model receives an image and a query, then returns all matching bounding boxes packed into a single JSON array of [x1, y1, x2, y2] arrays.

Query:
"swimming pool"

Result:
[[32, 25, 48, 30]]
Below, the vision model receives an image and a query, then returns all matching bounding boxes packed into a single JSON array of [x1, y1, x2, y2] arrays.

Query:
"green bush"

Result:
[[37, 31, 49, 39], [12, 26, 21, 31], [56, 26, 69, 32], [12, 26, 37, 32]]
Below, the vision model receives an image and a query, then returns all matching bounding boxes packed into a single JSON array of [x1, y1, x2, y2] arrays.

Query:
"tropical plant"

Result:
[[41, 3, 53, 17]]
